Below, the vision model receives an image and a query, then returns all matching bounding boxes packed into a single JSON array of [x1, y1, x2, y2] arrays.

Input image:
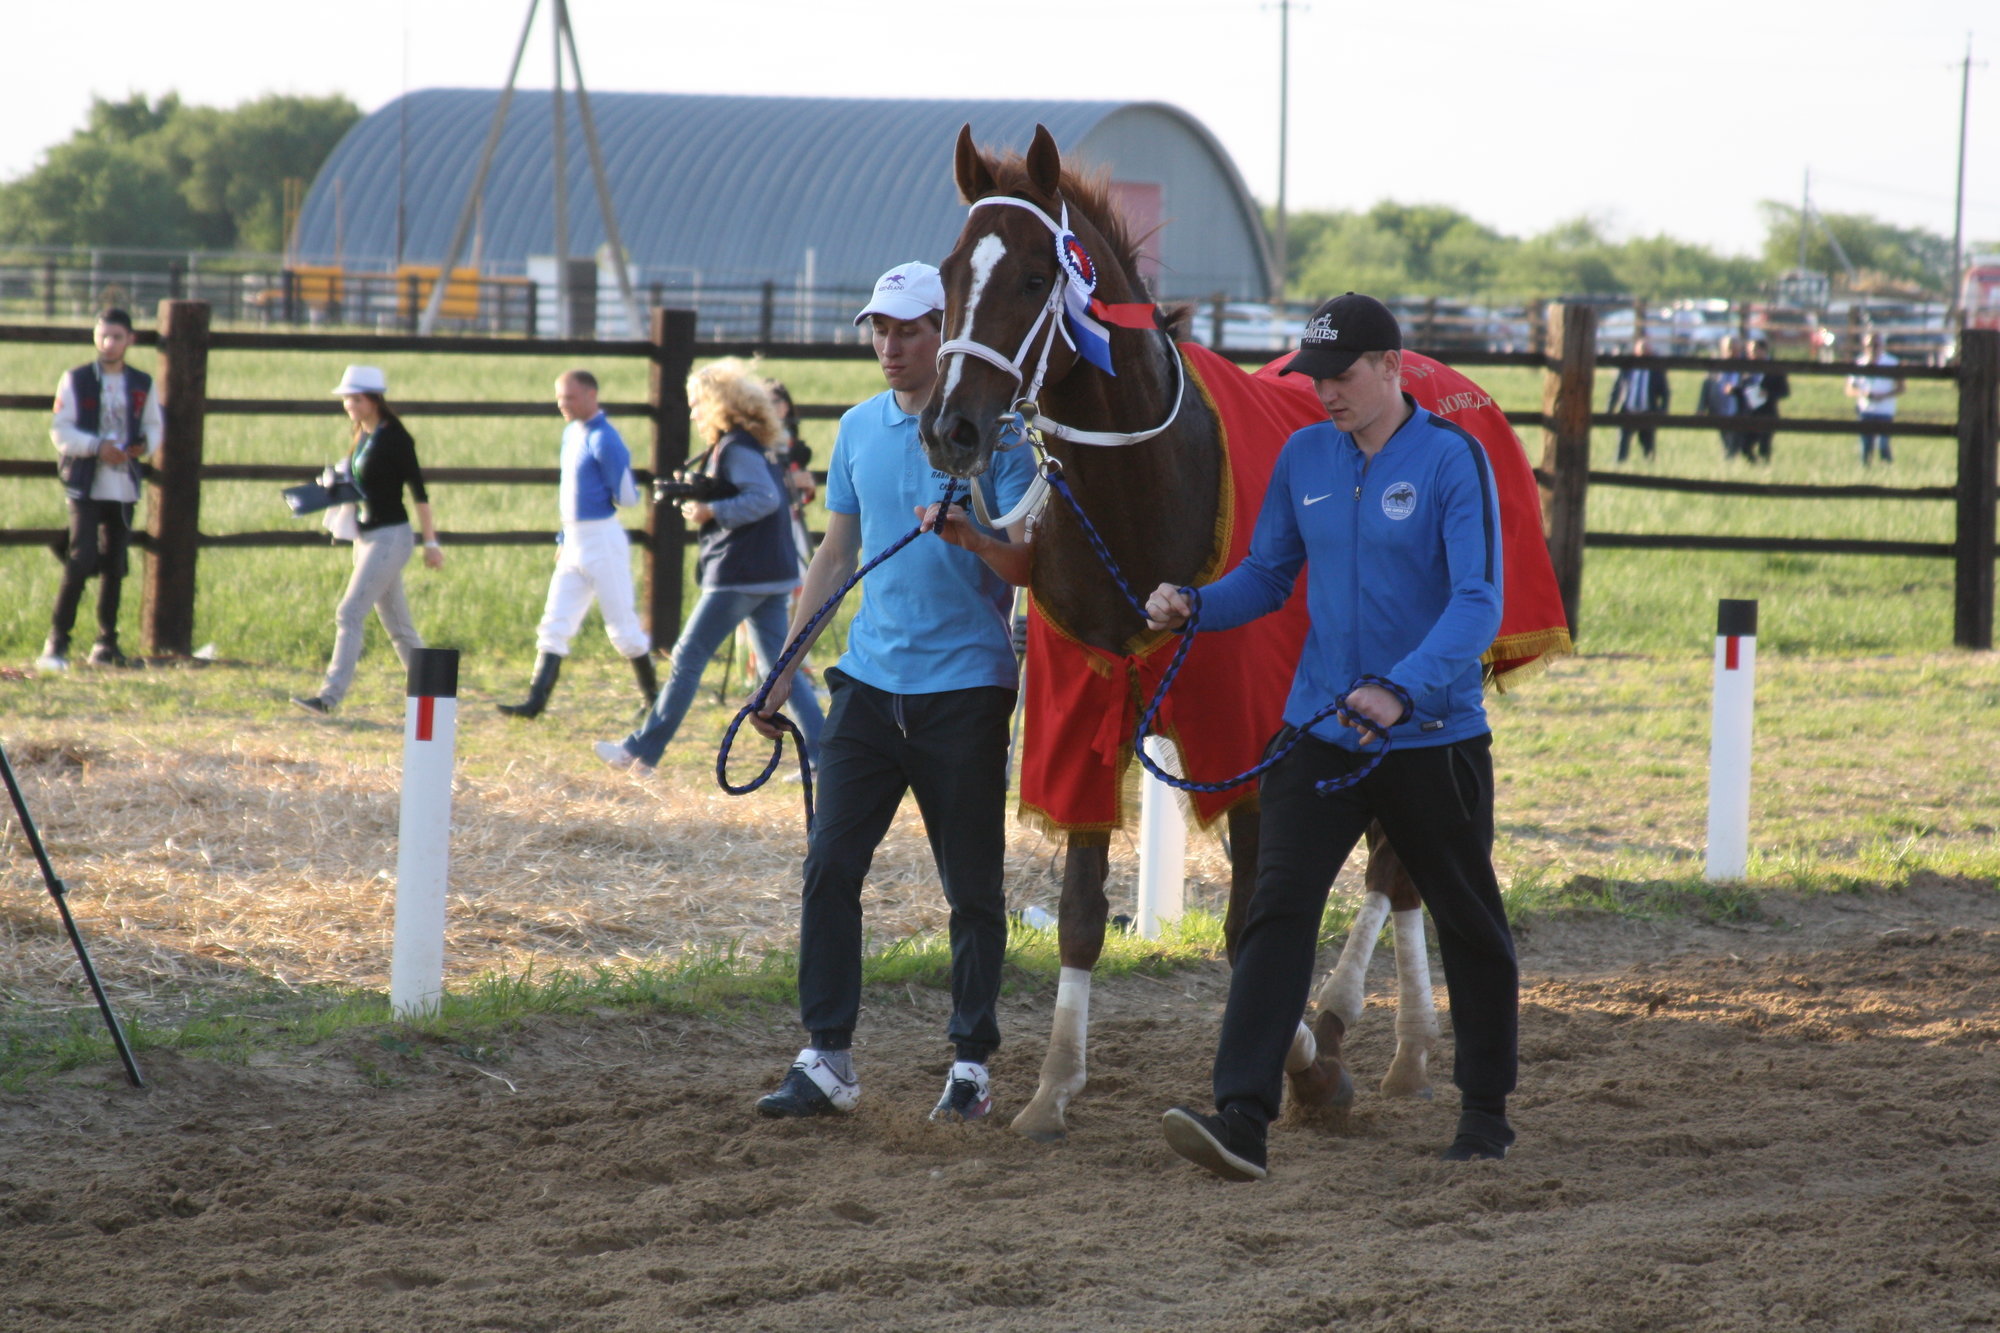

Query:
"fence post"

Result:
[[647, 307, 697, 645], [759, 280, 775, 345], [1537, 301, 1597, 638], [144, 300, 209, 657], [1954, 328, 1999, 650]]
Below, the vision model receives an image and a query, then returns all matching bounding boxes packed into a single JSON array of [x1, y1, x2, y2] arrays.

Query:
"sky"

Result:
[[2, 0, 1994, 263]]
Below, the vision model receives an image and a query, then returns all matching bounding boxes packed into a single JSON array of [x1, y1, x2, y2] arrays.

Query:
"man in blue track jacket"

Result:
[[1146, 292, 1520, 1179]]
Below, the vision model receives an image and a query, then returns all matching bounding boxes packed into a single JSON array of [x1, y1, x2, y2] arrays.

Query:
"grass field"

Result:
[[0, 339, 1975, 665]]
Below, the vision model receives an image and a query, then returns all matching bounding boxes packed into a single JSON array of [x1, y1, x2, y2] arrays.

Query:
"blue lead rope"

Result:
[[716, 479, 963, 831], [1038, 464, 1412, 797]]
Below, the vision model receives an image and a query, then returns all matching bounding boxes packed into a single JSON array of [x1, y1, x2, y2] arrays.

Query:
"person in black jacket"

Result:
[[293, 365, 444, 714], [1727, 338, 1790, 464], [1607, 336, 1670, 462]]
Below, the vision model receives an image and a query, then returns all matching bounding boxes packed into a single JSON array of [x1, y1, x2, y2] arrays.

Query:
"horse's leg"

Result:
[[1366, 829, 1440, 1100], [1011, 830, 1109, 1143]]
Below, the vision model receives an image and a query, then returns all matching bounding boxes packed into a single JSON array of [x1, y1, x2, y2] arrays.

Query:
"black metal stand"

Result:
[[0, 741, 145, 1088]]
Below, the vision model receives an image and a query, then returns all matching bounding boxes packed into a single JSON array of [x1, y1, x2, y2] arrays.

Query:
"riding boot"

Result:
[[498, 651, 562, 718], [630, 652, 659, 709]]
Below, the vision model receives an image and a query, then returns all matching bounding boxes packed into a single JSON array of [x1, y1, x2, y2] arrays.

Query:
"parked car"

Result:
[[1194, 302, 1306, 353]]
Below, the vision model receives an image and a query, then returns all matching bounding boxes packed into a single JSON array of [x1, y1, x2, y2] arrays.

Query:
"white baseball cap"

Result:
[[331, 364, 388, 396], [853, 261, 945, 326]]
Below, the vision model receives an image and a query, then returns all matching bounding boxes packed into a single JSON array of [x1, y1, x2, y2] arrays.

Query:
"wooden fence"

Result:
[[2, 302, 1996, 654]]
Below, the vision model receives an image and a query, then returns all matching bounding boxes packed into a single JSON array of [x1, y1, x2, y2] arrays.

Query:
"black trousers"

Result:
[[797, 669, 1015, 1064], [49, 499, 132, 650], [1212, 732, 1518, 1130], [1615, 424, 1656, 461]]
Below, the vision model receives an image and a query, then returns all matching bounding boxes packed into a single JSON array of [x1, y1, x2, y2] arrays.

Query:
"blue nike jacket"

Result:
[[1197, 397, 1504, 752]]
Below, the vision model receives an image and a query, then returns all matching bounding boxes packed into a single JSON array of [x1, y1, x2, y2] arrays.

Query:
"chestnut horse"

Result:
[[919, 125, 1439, 1140]]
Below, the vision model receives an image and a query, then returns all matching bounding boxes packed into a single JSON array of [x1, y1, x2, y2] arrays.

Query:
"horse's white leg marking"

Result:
[[1284, 1020, 1318, 1074], [1011, 965, 1090, 1141], [1381, 907, 1440, 1099], [1314, 890, 1392, 1027], [942, 233, 1007, 401]]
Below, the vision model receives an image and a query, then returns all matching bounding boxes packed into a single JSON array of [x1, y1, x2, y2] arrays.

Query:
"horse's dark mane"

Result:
[[973, 152, 1150, 296]]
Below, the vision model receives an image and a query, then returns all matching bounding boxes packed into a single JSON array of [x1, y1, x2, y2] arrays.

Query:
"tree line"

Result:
[[1275, 200, 1966, 303], [0, 93, 359, 255]]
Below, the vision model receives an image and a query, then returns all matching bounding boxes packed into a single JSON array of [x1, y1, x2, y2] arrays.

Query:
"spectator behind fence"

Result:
[[766, 378, 817, 572], [496, 369, 656, 720], [38, 307, 163, 672], [292, 365, 443, 715], [1696, 334, 1745, 460], [1845, 331, 1905, 467], [592, 358, 825, 776], [1607, 336, 1669, 463], [1725, 338, 1789, 464]]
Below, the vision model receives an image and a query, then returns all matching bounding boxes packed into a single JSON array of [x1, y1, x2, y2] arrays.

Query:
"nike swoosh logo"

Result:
[[1302, 493, 1333, 505]]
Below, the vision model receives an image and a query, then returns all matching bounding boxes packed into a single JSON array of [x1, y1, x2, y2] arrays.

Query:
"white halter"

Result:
[[936, 195, 1186, 455]]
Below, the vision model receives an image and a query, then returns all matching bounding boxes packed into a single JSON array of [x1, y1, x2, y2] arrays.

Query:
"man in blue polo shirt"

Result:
[[1146, 292, 1519, 1178], [752, 262, 1035, 1124]]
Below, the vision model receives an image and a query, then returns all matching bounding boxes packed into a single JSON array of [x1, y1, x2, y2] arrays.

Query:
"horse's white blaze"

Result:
[[1392, 907, 1440, 1046], [943, 232, 1008, 401], [1318, 889, 1393, 1026]]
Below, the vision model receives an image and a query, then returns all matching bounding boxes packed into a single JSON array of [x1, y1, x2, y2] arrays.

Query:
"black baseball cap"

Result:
[[1279, 292, 1401, 378]]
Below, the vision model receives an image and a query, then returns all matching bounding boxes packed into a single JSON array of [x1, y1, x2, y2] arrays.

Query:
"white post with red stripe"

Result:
[[391, 648, 459, 1018], [1135, 735, 1186, 939], [1705, 600, 1757, 881]]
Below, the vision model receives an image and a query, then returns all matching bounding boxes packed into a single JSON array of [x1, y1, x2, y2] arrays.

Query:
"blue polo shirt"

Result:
[[825, 389, 1034, 694], [1199, 399, 1504, 750]]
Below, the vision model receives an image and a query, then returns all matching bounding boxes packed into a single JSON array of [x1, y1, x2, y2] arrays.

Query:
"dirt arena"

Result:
[[2, 875, 1994, 1332]]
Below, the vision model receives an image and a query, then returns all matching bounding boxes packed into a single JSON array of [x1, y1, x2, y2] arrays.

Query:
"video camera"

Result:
[[653, 472, 740, 504]]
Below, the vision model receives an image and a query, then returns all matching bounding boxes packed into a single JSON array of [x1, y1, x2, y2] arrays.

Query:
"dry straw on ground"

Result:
[[2, 731, 1247, 1017]]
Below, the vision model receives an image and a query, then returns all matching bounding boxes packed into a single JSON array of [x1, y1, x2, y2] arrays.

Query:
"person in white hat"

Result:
[[293, 365, 444, 714], [746, 262, 1037, 1126]]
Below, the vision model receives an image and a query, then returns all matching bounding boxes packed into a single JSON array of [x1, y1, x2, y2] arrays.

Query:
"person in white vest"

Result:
[[38, 308, 163, 671], [1844, 331, 1905, 467]]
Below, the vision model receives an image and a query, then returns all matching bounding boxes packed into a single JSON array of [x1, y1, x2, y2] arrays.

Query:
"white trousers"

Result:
[[534, 517, 651, 659]]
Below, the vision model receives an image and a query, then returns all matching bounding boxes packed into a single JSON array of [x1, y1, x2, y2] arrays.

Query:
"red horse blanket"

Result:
[[1017, 343, 1571, 834]]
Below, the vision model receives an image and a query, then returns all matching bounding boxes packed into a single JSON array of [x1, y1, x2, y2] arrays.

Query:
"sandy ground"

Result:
[[2, 875, 1995, 1332]]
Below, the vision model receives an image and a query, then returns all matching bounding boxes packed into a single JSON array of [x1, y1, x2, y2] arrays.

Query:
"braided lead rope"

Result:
[[716, 478, 963, 831], [1038, 470, 1413, 796]]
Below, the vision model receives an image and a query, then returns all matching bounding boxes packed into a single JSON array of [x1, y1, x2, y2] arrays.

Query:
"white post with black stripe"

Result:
[[1135, 735, 1186, 939], [391, 648, 460, 1019], [1705, 600, 1757, 882]]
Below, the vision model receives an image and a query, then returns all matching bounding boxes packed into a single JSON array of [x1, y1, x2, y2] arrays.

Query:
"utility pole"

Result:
[[1797, 168, 1810, 272], [1273, 0, 1291, 305], [1949, 34, 1974, 320]]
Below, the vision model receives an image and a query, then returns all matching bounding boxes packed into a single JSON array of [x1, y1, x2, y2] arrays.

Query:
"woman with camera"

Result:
[[293, 365, 442, 715], [594, 359, 824, 774]]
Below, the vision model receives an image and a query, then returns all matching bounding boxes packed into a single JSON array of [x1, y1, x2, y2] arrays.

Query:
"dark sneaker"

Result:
[[291, 695, 333, 716], [755, 1050, 860, 1119], [1440, 1108, 1514, 1162], [87, 644, 138, 668], [1162, 1106, 1268, 1181], [929, 1061, 995, 1123]]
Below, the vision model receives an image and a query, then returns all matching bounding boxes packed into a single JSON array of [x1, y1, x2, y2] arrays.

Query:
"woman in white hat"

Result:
[[293, 365, 443, 714]]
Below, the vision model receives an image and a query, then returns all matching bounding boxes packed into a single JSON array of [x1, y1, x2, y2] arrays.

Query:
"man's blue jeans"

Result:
[[1858, 410, 1895, 465], [622, 587, 824, 766]]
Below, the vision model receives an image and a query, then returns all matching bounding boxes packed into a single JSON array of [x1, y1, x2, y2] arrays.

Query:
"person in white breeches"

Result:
[[499, 369, 657, 718]]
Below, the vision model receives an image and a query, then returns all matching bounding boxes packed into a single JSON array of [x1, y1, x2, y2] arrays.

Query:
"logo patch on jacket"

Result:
[[1381, 482, 1417, 520]]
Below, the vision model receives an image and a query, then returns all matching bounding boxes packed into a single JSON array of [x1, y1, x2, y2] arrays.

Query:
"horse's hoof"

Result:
[[1288, 1057, 1355, 1110], [1010, 1103, 1070, 1143], [1379, 1072, 1434, 1100]]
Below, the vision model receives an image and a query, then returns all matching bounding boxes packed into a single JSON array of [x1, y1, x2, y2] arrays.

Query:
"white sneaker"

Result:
[[34, 653, 68, 673], [592, 740, 652, 775], [930, 1061, 995, 1123], [755, 1048, 861, 1118]]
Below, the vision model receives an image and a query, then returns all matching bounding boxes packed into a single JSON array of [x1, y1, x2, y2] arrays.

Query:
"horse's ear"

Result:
[[954, 124, 996, 202], [1025, 124, 1062, 199]]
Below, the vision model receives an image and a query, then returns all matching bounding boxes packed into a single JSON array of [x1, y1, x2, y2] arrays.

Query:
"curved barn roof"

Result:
[[293, 90, 1274, 303]]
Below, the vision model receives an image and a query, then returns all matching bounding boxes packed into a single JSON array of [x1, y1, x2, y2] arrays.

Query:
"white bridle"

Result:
[[936, 195, 1186, 457]]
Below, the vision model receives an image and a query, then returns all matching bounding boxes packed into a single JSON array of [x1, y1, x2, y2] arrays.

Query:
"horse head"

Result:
[[920, 123, 1151, 479]]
